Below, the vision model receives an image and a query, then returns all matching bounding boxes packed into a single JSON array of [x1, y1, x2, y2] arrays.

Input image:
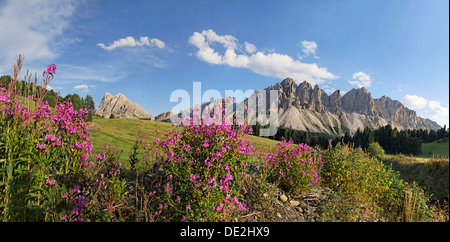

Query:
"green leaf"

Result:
[[20, 149, 34, 156], [26, 203, 38, 209], [26, 193, 39, 199], [13, 157, 28, 166], [14, 168, 28, 175], [30, 185, 44, 192]]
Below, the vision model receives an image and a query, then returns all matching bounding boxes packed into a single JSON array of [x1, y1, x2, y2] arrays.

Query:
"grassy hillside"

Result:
[[89, 116, 177, 160], [89, 116, 279, 162], [418, 137, 449, 159]]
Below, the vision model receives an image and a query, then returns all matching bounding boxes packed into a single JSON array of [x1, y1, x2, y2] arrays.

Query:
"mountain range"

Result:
[[255, 78, 440, 135], [97, 78, 441, 136]]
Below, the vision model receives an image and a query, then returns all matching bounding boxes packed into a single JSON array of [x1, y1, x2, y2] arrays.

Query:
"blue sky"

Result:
[[0, 0, 448, 126]]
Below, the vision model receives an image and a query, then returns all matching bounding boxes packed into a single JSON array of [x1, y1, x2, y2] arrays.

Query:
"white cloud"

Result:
[[322, 85, 337, 95], [188, 29, 338, 85], [402, 94, 428, 110], [150, 38, 166, 49], [97, 36, 165, 51], [244, 41, 256, 54], [428, 100, 444, 112], [74, 84, 89, 92], [428, 100, 449, 127], [300, 40, 319, 58], [349, 71, 373, 88], [402, 94, 449, 127], [56, 64, 126, 83], [0, 0, 81, 71]]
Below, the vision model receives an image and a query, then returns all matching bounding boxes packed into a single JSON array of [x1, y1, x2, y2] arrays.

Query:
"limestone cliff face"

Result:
[[341, 87, 379, 116], [96, 93, 153, 120], [255, 78, 441, 135], [328, 90, 343, 115]]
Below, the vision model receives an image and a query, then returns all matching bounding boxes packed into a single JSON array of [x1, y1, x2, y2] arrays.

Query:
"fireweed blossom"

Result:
[[43, 64, 56, 77], [169, 82, 279, 136], [152, 98, 254, 221], [264, 139, 323, 194], [46, 178, 57, 188], [1, 60, 126, 222]]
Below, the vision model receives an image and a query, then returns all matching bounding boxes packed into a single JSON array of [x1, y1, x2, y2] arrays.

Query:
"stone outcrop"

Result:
[[154, 111, 177, 122], [96, 93, 153, 120]]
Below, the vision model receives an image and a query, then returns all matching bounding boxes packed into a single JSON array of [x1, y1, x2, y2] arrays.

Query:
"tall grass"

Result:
[[319, 143, 434, 222], [382, 154, 449, 204]]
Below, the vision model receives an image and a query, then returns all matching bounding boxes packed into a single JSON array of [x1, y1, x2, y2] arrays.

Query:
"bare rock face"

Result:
[[309, 85, 328, 113], [266, 78, 298, 112], [341, 87, 378, 116], [328, 90, 342, 115], [296, 81, 313, 109], [155, 111, 177, 122], [262, 78, 441, 135], [96, 93, 153, 120]]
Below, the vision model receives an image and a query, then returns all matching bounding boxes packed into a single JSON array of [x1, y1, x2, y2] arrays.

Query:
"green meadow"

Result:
[[418, 137, 449, 159], [89, 116, 279, 163]]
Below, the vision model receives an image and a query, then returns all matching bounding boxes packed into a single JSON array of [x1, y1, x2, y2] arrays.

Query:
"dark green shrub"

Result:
[[321, 143, 433, 221], [86, 109, 95, 122], [367, 142, 385, 159]]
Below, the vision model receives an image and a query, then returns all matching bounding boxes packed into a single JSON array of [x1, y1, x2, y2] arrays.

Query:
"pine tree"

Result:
[[85, 94, 95, 111]]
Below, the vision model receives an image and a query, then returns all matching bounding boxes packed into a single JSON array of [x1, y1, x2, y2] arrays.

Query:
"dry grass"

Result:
[[382, 154, 449, 221]]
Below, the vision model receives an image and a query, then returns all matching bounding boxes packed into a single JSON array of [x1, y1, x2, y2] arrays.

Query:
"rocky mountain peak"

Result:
[[101, 92, 113, 103], [330, 89, 340, 97], [103, 92, 113, 98], [264, 78, 441, 135], [328, 90, 342, 115], [299, 80, 312, 88], [96, 93, 153, 120], [280, 77, 296, 86], [341, 87, 377, 116]]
